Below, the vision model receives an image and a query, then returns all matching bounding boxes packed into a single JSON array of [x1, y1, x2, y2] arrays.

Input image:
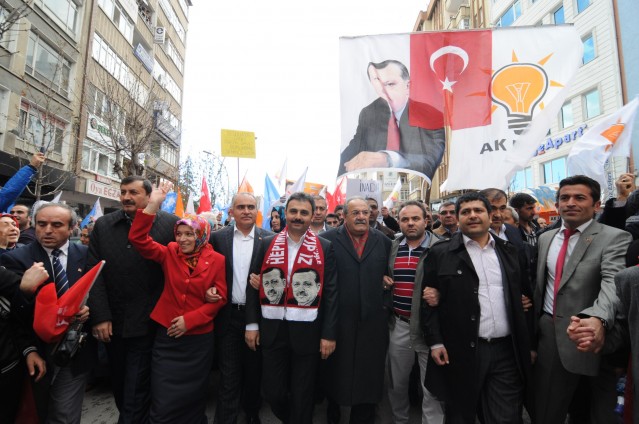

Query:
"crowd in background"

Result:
[[2, 155, 639, 424]]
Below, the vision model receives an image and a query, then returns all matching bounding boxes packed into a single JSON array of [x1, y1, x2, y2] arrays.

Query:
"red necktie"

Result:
[[386, 114, 400, 150], [553, 228, 577, 315]]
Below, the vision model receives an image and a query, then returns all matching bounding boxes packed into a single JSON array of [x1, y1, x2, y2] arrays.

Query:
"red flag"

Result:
[[332, 177, 346, 209], [409, 31, 492, 130], [33, 261, 105, 343], [197, 177, 212, 213]]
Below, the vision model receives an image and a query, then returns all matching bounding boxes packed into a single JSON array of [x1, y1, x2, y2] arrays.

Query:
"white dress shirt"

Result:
[[463, 235, 511, 339], [44, 241, 70, 270], [232, 225, 255, 305], [543, 219, 593, 315], [489, 224, 509, 241]]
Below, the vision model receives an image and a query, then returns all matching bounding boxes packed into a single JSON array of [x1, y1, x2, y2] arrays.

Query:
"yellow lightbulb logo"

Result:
[[492, 63, 549, 134]]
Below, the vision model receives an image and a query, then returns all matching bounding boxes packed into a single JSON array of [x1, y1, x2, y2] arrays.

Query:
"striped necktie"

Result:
[[52, 248, 69, 296]]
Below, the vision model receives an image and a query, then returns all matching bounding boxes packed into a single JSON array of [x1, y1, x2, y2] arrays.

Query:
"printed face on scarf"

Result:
[[263, 268, 285, 304], [291, 269, 320, 306]]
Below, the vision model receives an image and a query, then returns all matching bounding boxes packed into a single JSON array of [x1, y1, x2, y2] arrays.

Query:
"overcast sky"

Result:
[[180, 1, 427, 196]]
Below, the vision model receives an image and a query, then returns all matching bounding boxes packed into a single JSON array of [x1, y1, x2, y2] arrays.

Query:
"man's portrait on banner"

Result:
[[261, 267, 286, 305], [338, 35, 445, 183], [288, 268, 321, 307]]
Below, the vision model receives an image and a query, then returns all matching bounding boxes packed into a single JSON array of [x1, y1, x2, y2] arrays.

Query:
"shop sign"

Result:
[[535, 124, 587, 156]]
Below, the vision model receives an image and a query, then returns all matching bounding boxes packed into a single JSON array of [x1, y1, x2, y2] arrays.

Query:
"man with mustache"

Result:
[[321, 196, 392, 423], [87, 176, 178, 423], [246, 192, 338, 424], [421, 192, 532, 424]]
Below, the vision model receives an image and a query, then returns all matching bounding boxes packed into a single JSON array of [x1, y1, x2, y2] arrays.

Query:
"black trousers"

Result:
[[261, 321, 318, 424], [214, 308, 262, 424], [448, 337, 523, 424], [0, 363, 23, 424], [106, 333, 155, 424]]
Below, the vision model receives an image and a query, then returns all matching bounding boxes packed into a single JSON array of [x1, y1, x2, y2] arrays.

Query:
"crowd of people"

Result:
[[1, 166, 639, 424]]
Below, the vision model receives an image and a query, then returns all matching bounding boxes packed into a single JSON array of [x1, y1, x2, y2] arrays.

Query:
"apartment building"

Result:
[[0, 0, 190, 215]]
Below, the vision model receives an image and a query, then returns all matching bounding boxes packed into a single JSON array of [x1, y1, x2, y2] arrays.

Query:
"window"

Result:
[[98, 0, 134, 43], [496, 0, 522, 27], [42, 0, 78, 34], [164, 39, 184, 73], [543, 157, 567, 184], [582, 34, 595, 64], [0, 6, 16, 51], [25, 32, 71, 96], [511, 167, 533, 192], [92, 33, 149, 107], [553, 6, 564, 24], [560, 102, 573, 128], [152, 62, 182, 103], [584, 89, 601, 119], [158, 0, 186, 43], [577, 0, 590, 13], [17, 103, 65, 155], [82, 139, 120, 178], [87, 84, 126, 134], [150, 140, 178, 167]]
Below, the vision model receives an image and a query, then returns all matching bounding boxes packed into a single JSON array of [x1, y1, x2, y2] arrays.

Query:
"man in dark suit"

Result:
[[534, 175, 631, 423], [88, 176, 178, 424], [246, 192, 338, 424], [337, 60, 445, 181], [1, 203, 95, 424], [421, 192, 532, 424], [208, 192, 271, 424], [321, 196, 392, 424]]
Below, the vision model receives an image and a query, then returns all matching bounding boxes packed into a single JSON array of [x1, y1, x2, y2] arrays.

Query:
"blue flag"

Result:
[[261, 174, 280, 229]]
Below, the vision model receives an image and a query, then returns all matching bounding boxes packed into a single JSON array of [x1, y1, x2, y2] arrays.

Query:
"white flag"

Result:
[[51, 191, 63, 203], [567, 97, 639, 193], [286, 168, 308, 199], [275, 158, 287, 190], [383, 178, 402, 209], [185, 195, 195, 215]]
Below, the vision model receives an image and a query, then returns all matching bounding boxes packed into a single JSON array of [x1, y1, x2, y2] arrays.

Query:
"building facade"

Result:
[[0, 0, 190, 215]]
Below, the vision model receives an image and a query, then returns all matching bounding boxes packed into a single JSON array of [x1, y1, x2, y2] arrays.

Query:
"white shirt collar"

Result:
[[462, 234, 495, 248], [43, 240, 70, 257], [234, 224, 255, 239]]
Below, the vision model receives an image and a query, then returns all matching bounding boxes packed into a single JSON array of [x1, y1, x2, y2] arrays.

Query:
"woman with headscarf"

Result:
[[129, 182, 227, 424], [269, 206, 286, 233], [0, 213, 20, 255]]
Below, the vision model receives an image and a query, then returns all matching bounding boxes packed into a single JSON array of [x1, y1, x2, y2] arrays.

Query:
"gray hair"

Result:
[[344, 196, 369, 215], [32, 202, 79, 228], [506, 205, 519, 223]]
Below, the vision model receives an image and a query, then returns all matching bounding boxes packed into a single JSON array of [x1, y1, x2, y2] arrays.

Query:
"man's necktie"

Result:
[[52, 248, 69, 296], [553, 228, 577, 315], [386, 114, 400, 150]]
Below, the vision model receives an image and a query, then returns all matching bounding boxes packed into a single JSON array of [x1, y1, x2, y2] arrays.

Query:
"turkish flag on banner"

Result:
[[197, 177, 212, 213], [409, 30, 492, 131]]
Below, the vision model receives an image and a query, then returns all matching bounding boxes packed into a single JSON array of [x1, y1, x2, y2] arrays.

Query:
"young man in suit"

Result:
[[421, 192, 532, 424], [208, 192, 271, 424], [534, 175, 631, 423], [1, 203, 94, 424], [246, 192, 338, 424]]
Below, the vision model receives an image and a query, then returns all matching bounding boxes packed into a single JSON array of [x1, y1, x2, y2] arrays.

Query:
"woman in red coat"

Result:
[[129, 182, 227, 424]]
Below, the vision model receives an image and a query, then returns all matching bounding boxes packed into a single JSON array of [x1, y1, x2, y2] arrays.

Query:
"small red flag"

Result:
[[33, 261, 105, 343], [197, 177, 212, 213]]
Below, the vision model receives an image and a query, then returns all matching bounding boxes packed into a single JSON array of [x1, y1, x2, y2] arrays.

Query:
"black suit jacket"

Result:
[[245, 234, 338, 355], [0, 242, 96, 375], [337, 98, 445, 180], [209, 225, 273, 337], [420, 233, 532, 419]]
